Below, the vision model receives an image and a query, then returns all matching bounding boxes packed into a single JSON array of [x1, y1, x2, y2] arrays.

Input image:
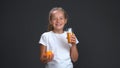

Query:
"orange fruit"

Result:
[[46, 51, 53, 58]]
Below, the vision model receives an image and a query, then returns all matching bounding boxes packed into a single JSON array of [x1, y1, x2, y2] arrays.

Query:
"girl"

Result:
[[39, 7, 79, 68]]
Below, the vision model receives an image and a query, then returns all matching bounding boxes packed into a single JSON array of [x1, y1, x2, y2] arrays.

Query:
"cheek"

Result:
[[62, 20, 66, 24], [50, 20, 55, 24], [52, 21, 56, 25]]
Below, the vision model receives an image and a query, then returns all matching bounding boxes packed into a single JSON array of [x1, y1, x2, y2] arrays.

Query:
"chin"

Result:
[[55, 27, 64, 30], [53, 25, 64, 30]]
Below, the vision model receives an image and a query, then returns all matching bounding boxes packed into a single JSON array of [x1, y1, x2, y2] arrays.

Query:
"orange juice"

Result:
[[67, 32, 71, 43], [67, 28, 72, 43]]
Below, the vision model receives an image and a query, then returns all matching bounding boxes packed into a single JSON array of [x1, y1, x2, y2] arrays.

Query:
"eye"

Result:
[[52, 18, 56, 21], [60, 17, 63, 20]]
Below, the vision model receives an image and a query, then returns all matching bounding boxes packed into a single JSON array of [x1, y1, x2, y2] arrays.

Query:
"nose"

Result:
[[56, 18, 60, 23]]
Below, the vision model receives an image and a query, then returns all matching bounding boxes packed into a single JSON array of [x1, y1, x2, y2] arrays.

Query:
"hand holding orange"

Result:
[[45, 51, 54, 62], [46, 51, 53, 58]]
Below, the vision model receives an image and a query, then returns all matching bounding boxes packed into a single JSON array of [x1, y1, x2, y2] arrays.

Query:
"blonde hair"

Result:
[[48, 7, 68, 31]]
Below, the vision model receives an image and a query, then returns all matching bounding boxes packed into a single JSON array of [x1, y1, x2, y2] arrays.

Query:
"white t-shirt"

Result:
[[39, 31, 79, 68]]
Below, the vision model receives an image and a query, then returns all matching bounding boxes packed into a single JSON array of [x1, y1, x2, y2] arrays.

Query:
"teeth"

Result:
[[56, 23, 61, 26]]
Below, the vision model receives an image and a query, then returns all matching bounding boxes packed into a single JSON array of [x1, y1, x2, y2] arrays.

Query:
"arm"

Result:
[[40, 45, 54, 63], [40, 45, 47, 63], [70, 44, 79, 62], [70, 34, 79, 62]]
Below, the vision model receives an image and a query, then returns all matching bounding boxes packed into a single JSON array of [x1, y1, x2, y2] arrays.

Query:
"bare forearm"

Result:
[[40, 45, 47, 63], [70, 45, 78, 62], [40, 51, 48, 63]]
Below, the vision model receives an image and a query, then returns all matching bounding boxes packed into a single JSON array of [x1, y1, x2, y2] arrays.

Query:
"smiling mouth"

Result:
[[55, 23, 62, 26]]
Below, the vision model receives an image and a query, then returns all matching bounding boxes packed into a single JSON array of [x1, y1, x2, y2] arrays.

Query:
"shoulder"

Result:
[[64, 31, 67, 34], [63, 31, 67, 35], [41, 31, 52, 37]]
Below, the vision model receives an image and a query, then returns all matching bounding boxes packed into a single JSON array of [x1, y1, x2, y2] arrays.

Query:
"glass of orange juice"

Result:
[[67, 28, 72, 43]]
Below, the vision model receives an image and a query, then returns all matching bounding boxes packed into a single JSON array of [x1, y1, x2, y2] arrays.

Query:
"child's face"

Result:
[[50, 10, 67, 31]]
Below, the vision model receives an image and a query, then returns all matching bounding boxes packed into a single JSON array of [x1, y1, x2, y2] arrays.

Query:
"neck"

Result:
[[52, 29, 64, 34]]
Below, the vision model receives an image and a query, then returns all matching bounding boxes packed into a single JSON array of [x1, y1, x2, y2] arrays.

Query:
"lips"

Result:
[[55, 23, 62, 26]]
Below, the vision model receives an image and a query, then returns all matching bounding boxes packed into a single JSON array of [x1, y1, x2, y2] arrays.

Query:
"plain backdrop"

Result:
[[0, 0, 119, 68]]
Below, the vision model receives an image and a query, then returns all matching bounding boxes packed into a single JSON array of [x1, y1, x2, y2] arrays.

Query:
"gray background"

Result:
[[1, 0, 119, 68]]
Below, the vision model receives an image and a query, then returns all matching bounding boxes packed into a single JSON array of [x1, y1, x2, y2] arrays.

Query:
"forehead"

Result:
[[51, 10, 64, 17]]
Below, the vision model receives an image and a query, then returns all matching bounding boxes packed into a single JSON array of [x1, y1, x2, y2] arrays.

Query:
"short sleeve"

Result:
[[76, 38, 79, 44], [39, 33, 47, 46]]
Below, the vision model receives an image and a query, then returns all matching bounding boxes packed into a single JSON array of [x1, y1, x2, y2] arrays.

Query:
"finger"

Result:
[[49, 54, 52, 61], [42, 54, 48, 63], [43, 54, 47, 60], [72, 39, 76, 42], [72, 33, 76, 38], [51, 53, 54, 60], [50, 53, 54, 61], [71, 34, 75, 38], [71, 36, 76, 41], [48, 54, 51, 62], [71, 40, 75, 43], [72, 33, 74, 35], [71, 39, 76, 44], [71, 37, 75, 40]]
